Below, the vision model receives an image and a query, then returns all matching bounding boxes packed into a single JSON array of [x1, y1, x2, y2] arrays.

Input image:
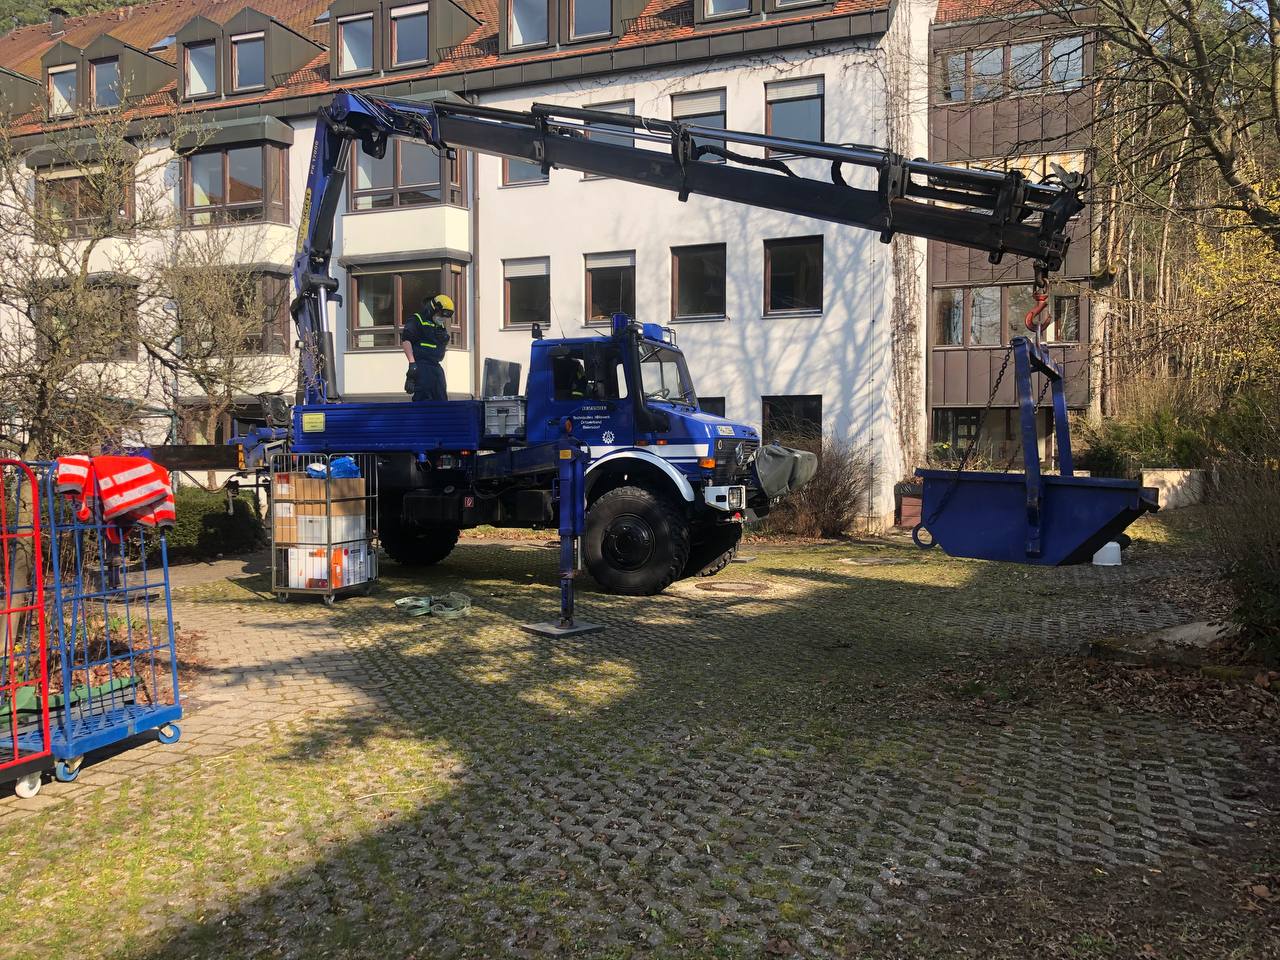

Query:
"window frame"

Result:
[[502, 256, 551, 329], [930, 284, 1085, 347], [230, 31, 267, 93], [670, 242, 727, 322], [764, 77, 824, 157], [582, 99, 634, 180], [502, 155, 548, 186], [583, 250, 636, 327], [35, 168, 136, 240], [46, 64, 77, 117], [90, 57, 120, 110], [702, 0, 752, 22], [568, 0, 612, 41], [347, 261, 467, 352], [671, 89, 727, 163], [934, 34, 1087, 104], [182, 142, 289, 228], [347, 139, 466, 211], [389, 2, 431, 68], [183, 39, 219, 99], [337, 13, 376, 77], [763, 235, 823, 316], [508, 0, 551, 49]]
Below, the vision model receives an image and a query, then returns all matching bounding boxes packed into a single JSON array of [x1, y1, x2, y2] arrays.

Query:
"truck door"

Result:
[[529, 343, 633, 447]]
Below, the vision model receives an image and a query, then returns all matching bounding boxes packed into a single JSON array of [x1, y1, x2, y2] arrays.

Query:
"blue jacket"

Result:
[[401, 311, 449, 364]]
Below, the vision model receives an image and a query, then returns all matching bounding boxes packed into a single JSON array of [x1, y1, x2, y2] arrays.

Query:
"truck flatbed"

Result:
[[291, 401, 484, 454]]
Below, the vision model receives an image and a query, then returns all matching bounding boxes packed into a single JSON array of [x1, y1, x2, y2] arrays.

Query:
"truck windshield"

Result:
[[639, 344, 696, 406]]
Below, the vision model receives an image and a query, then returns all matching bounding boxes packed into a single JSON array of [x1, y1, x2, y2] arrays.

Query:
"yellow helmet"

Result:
[[430, 294, 455, 316]]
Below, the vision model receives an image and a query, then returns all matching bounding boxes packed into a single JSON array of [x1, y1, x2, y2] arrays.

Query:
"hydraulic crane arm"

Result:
[[293, 90, 1086, 403]]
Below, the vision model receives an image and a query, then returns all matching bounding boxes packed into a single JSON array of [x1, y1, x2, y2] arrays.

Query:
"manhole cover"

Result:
[[839, 557, 914, 566], [694, 581, 760, 594]]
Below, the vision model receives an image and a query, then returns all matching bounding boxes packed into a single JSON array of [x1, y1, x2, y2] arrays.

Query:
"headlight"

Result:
[[728, 486, 745, 510]]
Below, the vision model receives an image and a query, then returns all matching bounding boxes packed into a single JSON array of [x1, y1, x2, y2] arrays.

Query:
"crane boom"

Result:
[[293, 90, 1086, 403]]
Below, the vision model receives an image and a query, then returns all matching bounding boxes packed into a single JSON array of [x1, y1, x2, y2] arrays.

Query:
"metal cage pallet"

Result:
[[1, 460, 52, 799], [37, 463, 182, 785], [269, 453, 378, 605]]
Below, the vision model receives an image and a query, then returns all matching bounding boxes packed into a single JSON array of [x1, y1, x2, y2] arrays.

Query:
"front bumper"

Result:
[[703, 484, 747, 512]]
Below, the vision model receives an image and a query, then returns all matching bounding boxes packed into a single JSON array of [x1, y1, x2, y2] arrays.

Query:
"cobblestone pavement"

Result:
[[0, 523, 1271, 959]]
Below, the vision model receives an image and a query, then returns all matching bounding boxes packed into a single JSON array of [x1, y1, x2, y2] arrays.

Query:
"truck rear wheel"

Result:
[[683, 524, 743, 579], [585, 485, 690, 595], [380, 520, 460, 567]]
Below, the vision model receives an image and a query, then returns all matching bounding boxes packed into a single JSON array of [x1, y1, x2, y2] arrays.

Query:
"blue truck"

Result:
[[291, 313, 811, 594], [251, 90, 1091, 593]]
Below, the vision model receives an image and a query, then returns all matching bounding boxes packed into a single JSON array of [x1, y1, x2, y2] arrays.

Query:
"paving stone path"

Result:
[[0, 535, 1263, 958]]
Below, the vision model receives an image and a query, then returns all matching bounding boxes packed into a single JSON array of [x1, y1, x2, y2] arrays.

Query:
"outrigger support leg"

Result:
[[523, 423, 604, 638]]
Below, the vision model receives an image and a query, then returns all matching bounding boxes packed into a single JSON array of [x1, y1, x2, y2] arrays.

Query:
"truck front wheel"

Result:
[[380, 519, 460, 567], [585, 485, 690, 595], [682, 523, 743, 579]]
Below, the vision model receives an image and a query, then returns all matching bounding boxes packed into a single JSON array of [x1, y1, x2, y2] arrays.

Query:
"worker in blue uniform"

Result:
[[402, 294, 453, 401]]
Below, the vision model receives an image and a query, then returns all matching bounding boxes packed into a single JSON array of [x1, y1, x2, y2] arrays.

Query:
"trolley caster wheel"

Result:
[[156, 724, 181, 745], [13, 772, 41, 799], [276, 592, 289, 604], [54, 758, 83, 783], [323, 594, 336, 608]]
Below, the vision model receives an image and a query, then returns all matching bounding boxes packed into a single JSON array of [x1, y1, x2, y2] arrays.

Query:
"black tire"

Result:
[[682, 523, 743, 579], [380, 519, 460, 567], [585, 485, 690, 595]]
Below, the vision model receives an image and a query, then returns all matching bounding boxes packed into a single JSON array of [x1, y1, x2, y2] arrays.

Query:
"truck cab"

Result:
[[290, 314, 813, 594]]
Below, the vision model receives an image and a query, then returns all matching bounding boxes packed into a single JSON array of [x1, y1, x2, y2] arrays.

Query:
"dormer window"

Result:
[[569, 0, 610, 39], [231, 32, 266, 90], [338, 14, 374, 74], [704, 0, 749, 17], [390, 3, 429, 67], [47, 65, 76, 117], [90, 58, 120, 109], [509, 0, 548, 47], [184, 40, 217, 97]]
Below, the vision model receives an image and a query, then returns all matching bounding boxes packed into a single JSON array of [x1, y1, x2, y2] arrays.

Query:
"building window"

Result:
[[570, 0, 611, 39], [938, 35, 1085, 103], [671, 243, 726, 320], [36, 171, 133, 239], [1049, 36, 1084, 90], [390, 3, 429, 66], [1052, 294, 1080, 342], [762, 395, 821, 442], [700, 395, 726, 417], [765, 77, 823, 152], [350, 262, 466, 350], [47, 65, 76, 116], [970, 286, 1001, 345], [583, 100, 633, 179], [509, 0, 549, 46], [970, 46, 1003, 100], [503, 156, 547, 185], [704, 0, 750, 17], [231, 32, 266, 90], [933, 408, 980, 456], [504, 257, 550, 328], [184, 40, 217, 97], [932, 287, 963, 346], [351, 139, 462, 209], [932, 285, 1083, 347], [339, 15, 374, 74], [672, 89, 726, 162], [90, 58, 119, 109], [1010, 41, 1043, 92], [176, 272, 290, 355], [184, 143, 288, 226], [764, 236, 822, 314], [585, 251, 635, 325]]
